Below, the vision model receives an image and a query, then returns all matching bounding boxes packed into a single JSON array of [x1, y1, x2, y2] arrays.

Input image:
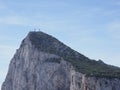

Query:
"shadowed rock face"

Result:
[[2, 31, 120, 90]]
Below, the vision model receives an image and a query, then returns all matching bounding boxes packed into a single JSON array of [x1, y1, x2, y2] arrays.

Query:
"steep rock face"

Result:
[[2, 34, 72, 90], [71, 72, 120, 90], [2, 31, 120, 90]]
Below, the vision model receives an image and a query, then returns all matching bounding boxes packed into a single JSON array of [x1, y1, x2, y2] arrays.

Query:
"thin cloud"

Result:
[[106, 21, 120, 39], [0, 16, 27, 25], [0, 15, 57, 28]]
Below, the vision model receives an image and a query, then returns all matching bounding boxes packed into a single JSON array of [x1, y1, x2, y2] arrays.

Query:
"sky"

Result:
[[0, 0, 120, 88]]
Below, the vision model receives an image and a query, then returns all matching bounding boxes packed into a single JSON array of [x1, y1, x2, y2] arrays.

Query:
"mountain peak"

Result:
[[27, 31, 68, 53], [27, 31, 89, 60], [22, 31, 120, 78], [28, 31, 52, 39], [28, 31, 59, 44]]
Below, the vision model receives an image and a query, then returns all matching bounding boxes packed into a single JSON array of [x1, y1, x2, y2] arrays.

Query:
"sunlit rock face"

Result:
[[2, 31, 120, 90]]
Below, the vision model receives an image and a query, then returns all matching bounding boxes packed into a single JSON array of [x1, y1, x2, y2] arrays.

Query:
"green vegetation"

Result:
[[28, 31, 120, 78], [45, 58, 61, 63]]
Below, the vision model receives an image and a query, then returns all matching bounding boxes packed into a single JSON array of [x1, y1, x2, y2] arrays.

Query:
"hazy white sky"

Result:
[[1, 0, 120, 88]]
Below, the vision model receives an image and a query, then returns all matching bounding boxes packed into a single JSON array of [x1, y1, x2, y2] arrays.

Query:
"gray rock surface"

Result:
[[2, 31, 120, 90], [70, 71, 120, 90]]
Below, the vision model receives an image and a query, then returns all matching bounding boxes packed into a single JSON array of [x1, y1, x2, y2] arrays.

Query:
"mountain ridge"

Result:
[[22, 31, 120, 78]]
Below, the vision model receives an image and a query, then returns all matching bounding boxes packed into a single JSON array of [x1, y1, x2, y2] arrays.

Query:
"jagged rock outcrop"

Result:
[[2, 31, 120, 90]]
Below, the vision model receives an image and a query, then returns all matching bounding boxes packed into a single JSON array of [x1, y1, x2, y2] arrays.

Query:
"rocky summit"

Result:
[[2, 31, 120, 90]]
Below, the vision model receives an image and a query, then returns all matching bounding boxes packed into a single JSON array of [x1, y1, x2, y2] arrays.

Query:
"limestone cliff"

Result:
[[2, 31, 120, 90]]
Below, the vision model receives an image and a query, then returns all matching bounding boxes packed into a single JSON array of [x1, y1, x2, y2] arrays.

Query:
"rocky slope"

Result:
[[2, 31, 120, 90]]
